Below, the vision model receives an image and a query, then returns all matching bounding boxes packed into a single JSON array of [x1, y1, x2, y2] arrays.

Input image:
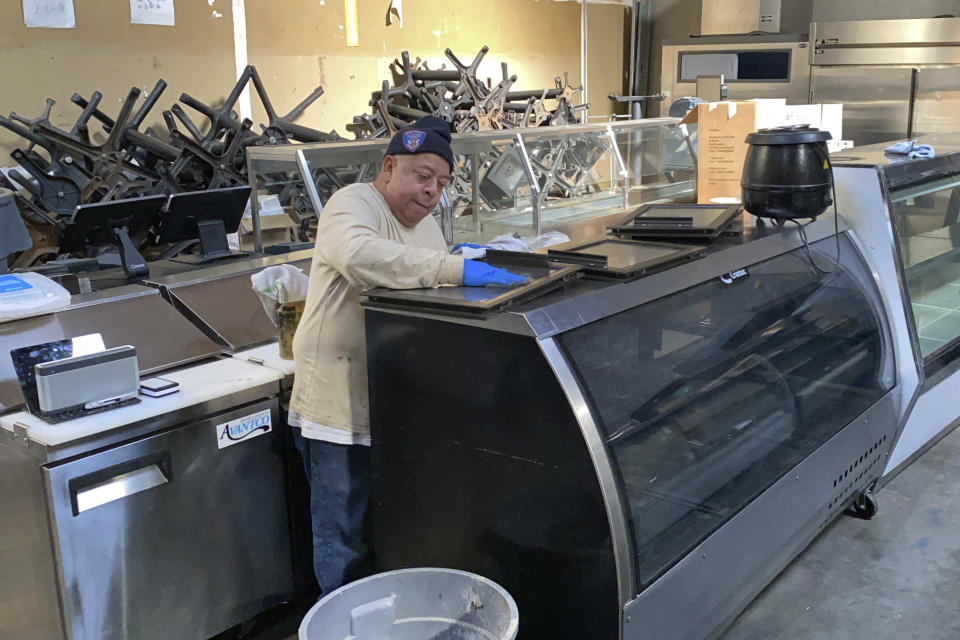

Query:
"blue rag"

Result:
[[885, 140, 935, 159]]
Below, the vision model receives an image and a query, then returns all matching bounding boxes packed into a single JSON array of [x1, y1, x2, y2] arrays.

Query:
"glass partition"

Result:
[[557, 237, 892, 591], [246, 118, 696, 248], [889, 175, 960, 364]]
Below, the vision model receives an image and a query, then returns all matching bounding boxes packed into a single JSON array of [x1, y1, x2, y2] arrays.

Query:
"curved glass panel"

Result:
[[557, 238, 893, 590]]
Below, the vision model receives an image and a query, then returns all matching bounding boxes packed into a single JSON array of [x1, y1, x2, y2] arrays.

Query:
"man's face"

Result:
[[379, 153, 452, 228]]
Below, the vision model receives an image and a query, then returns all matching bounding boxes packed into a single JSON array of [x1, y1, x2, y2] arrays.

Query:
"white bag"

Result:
[[251, 264, 309, 325], [0, 272, 72, 324]]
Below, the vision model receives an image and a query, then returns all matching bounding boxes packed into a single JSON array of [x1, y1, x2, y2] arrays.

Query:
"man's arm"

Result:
[[318, 199, 463, 289]]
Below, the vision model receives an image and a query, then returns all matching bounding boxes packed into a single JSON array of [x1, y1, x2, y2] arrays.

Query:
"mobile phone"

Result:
[[139, 377, 180, 398]]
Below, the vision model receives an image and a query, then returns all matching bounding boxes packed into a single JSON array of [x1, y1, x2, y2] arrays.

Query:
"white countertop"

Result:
[[0, 357, 283, 447], [230, 343, 296, 377]]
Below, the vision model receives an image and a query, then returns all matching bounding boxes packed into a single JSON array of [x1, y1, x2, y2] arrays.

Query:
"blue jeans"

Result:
[[292, 431, 372, 595]]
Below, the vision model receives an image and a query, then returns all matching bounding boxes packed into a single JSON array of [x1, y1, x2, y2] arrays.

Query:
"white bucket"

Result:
[[299, 567, 519, 640]]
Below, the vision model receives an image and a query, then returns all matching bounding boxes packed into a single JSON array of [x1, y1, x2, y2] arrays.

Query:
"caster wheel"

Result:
[[846, 490, 878, 520]]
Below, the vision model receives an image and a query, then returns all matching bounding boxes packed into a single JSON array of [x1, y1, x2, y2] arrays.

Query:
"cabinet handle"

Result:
[[74, 464, 169, 514]]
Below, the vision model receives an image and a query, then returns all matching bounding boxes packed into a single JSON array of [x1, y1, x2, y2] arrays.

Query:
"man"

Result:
[[288, 116, 526, 595]]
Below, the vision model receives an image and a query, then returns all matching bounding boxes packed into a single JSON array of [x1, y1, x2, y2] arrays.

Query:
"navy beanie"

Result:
[[385, 116, 455, 173]]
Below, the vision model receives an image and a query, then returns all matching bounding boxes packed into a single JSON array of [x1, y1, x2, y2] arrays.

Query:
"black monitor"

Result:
[[158, 186, 252, 264], [60, 195, 167, 278]]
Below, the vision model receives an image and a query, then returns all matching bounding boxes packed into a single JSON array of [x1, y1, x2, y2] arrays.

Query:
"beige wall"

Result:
[[0, 0, 627, 158], [586, 2, 631, 119], [648, 0, 701, 115]]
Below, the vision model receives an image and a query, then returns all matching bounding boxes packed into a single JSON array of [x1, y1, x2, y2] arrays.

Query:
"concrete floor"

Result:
[[718, 426, 960, 640]]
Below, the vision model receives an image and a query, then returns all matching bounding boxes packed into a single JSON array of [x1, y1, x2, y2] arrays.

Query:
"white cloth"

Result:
[[288, 182, 464, 443]]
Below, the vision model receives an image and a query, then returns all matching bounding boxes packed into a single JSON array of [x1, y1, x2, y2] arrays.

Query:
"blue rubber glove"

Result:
[[462, 259, 530, 287]]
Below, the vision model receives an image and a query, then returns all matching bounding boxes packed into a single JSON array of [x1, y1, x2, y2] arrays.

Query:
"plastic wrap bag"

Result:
[[0, 273, 72, 324], [251, 264, 309, 326], [450, 231, 571, 259]]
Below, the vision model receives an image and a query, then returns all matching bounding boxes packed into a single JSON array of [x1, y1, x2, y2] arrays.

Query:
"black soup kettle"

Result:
[[741, 124, 833, 221]]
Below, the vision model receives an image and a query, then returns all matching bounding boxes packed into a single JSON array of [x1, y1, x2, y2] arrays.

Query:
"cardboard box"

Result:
[[680, 100, 844, 204], [235, 210, 298, 251]]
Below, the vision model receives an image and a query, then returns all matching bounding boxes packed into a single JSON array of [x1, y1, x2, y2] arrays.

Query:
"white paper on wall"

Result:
[[22, 0, 76, 29], [130, 0, 175, 26]]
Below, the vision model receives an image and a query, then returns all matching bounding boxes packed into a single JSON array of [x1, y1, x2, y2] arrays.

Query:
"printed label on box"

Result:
[[216, 409, 272, 449]]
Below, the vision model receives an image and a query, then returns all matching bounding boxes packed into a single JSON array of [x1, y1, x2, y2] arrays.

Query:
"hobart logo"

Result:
[[216, 409, 272, 449], [402, 130, 426, 151], [720, 268, 749, 285]]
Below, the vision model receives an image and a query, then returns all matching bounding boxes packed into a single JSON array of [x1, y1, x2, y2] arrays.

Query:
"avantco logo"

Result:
[[719, 268, 749, 285], [216, 409, 272, 449]]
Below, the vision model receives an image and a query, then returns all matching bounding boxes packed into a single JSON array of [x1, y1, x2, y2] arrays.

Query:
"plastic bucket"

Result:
[[299, 567, 519, 640]]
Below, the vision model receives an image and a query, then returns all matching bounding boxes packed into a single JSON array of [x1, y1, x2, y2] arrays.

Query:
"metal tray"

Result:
[[360, 259, 581, 316], [609, 203, 741, 239], [545, 238, 706, 279]]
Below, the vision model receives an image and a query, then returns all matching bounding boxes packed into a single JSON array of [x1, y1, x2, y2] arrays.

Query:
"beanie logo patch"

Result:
[[402, 130, 426, 152]]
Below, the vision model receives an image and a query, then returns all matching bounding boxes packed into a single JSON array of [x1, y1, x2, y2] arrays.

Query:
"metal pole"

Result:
[[439, 190, 453, 244], [247, 154, 263, 252], [581, 0, 589, 124], [471, 152, 481, 236], [296, 149, 326, 247], [606, 125, 629, 209], [514, 134, 541, 236]]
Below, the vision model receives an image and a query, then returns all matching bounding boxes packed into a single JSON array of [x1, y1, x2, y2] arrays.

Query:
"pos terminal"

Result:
[[156, 186, 252, 264], [59, 195, 167, 278]]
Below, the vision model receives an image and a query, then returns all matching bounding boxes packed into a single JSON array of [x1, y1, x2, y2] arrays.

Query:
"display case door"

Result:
[[810, 66, 913, 145]]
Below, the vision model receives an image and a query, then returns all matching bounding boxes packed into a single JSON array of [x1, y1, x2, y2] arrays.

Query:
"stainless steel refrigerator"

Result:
[[810, 17, 960, 145]]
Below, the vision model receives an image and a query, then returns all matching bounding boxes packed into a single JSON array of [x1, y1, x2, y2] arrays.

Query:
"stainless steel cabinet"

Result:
[[1, 393, 293, 640], [913, 67, 960, 138]]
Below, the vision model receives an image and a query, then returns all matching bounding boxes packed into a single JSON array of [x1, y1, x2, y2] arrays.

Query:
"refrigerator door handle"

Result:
[[70, 454, 171, 515]]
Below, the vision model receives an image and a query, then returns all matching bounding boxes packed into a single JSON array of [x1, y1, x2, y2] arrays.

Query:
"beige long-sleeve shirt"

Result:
[[289, 182, 464, 442]]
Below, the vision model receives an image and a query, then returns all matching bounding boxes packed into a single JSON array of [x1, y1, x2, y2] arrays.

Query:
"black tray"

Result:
[[360, 258, 581, 316], [610, 203, 741, 239], [545, 238, 706, 280]]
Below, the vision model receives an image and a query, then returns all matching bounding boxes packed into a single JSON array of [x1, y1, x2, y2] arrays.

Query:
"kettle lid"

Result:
[[746, 124, 832, 145]]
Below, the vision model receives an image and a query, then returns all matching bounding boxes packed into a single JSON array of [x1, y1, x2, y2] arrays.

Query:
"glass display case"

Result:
[[888, 175, 960, 362], [831, 133, 960, 476], [246, 118, 695, 248], [362, 215, 902, 640]]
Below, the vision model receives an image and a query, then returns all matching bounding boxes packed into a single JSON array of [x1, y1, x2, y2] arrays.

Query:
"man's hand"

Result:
[[462, 259, 530, 287]]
